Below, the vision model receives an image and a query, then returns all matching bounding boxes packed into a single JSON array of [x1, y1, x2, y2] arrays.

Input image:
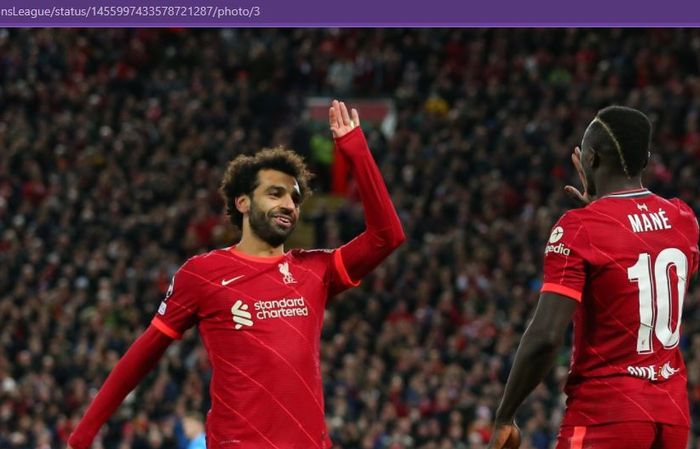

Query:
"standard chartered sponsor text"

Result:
[[254, 297, 309, 320], [0, 5, 262, 19]]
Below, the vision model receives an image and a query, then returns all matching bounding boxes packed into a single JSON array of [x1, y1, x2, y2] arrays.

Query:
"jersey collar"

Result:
[[601, 188, 652, 199], [228, 246, 287, 263]]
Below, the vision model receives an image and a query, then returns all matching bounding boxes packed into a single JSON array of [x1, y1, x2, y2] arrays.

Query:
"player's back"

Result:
[[549, 189, 699, 427]]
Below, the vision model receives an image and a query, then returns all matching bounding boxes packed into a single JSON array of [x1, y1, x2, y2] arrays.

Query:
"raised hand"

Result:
[[329, 99, 360, 139], [487, 422, 522, 449], [564, 146, 592, 206]]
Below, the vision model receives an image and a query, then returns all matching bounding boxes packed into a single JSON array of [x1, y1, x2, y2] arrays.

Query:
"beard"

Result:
[[248, 200, 296, 247]]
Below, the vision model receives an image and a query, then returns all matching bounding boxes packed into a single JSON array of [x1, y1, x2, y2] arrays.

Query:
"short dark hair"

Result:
[[219, 147, 313, 228], [586, 105, 652, 178]]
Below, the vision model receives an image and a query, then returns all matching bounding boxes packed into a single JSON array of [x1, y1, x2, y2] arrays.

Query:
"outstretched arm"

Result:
[[488, 292, 577, 449], [328, 100, 405, 283], [67, 325, 174, 449]]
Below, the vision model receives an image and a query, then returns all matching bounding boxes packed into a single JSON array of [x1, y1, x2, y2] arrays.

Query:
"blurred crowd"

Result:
[[0, 28, 699, 449]]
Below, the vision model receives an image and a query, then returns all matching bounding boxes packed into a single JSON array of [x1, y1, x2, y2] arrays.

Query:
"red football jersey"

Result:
[[151, 247, 358, 449], [541, 188, 699, 427]]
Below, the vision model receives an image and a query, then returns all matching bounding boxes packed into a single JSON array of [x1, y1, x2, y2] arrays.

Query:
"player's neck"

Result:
[[235, 233, 285, 257], [594, 175, 644, 198]]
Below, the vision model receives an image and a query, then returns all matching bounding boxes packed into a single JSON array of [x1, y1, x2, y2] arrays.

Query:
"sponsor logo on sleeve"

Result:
[[158, 276, 176, 315], [165, 277, 175, 299], [545, 226, 571, 255], [549, 226, 564, 243]]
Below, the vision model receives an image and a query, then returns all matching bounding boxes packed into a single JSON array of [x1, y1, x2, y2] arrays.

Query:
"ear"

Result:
[[642, 151, 650, 169], [235, 195, 250, 216]]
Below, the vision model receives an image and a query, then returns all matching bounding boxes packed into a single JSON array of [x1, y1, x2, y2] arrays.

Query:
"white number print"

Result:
[[627, 248, 688, 354]]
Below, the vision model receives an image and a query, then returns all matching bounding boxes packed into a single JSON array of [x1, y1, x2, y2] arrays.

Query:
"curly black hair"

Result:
[[219, 147, 313, 228]]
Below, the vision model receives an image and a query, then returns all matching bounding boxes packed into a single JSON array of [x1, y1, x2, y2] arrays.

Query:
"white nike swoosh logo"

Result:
[[221, 275, 245, 286]]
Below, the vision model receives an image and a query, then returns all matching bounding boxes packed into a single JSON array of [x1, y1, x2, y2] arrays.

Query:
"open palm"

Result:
[[329, 99, 360, 139], [564, 146, 592, 206]]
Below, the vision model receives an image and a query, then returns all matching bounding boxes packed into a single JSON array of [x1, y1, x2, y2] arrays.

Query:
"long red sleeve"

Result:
[[68, 325, 173, 449], [334, 128, 405, 282]]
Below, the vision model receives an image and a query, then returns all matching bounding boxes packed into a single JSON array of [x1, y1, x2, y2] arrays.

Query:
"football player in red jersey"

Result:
[[67, 100, 405, 449], [489, 106, 699, 449]]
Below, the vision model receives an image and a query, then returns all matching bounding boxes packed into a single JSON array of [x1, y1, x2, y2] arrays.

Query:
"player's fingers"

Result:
[[572, 146, 582, 163], [340, 101, 351, 126], [571, 151, 583, 171], [351, 108, 360, 128], [332, 100, 343, 129], [329, 106, 336, 127], [573, 154, 586, 175], [329, 108, 340, 137], [564, 185, 581, 196], [564, 185, 586, 204]]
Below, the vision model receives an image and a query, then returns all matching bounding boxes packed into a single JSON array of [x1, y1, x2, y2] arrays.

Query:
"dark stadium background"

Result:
[[0, 29, 699, 449]]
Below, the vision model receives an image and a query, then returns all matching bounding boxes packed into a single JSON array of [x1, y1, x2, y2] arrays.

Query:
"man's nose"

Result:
[[279, 194, 295, 211]]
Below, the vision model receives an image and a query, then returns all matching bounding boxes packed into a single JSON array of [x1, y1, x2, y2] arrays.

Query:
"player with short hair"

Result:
[[489, 106, 699, 449], [67, 100, 405, 449]]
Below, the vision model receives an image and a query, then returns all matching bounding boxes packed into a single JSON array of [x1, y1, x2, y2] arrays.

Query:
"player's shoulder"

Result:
[[553, 207, 589, 227], [547, 209, 591, 249], [645, 194, 699, 228], [287, 248, 336, 274], [179, 247, 235, 272], [667, 197, 699, 231], [289, 248, 336, 262], [666, 196, 696, 217]]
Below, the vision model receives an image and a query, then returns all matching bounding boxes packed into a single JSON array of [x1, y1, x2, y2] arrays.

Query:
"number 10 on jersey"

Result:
[[627, 248, 688, 354]]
